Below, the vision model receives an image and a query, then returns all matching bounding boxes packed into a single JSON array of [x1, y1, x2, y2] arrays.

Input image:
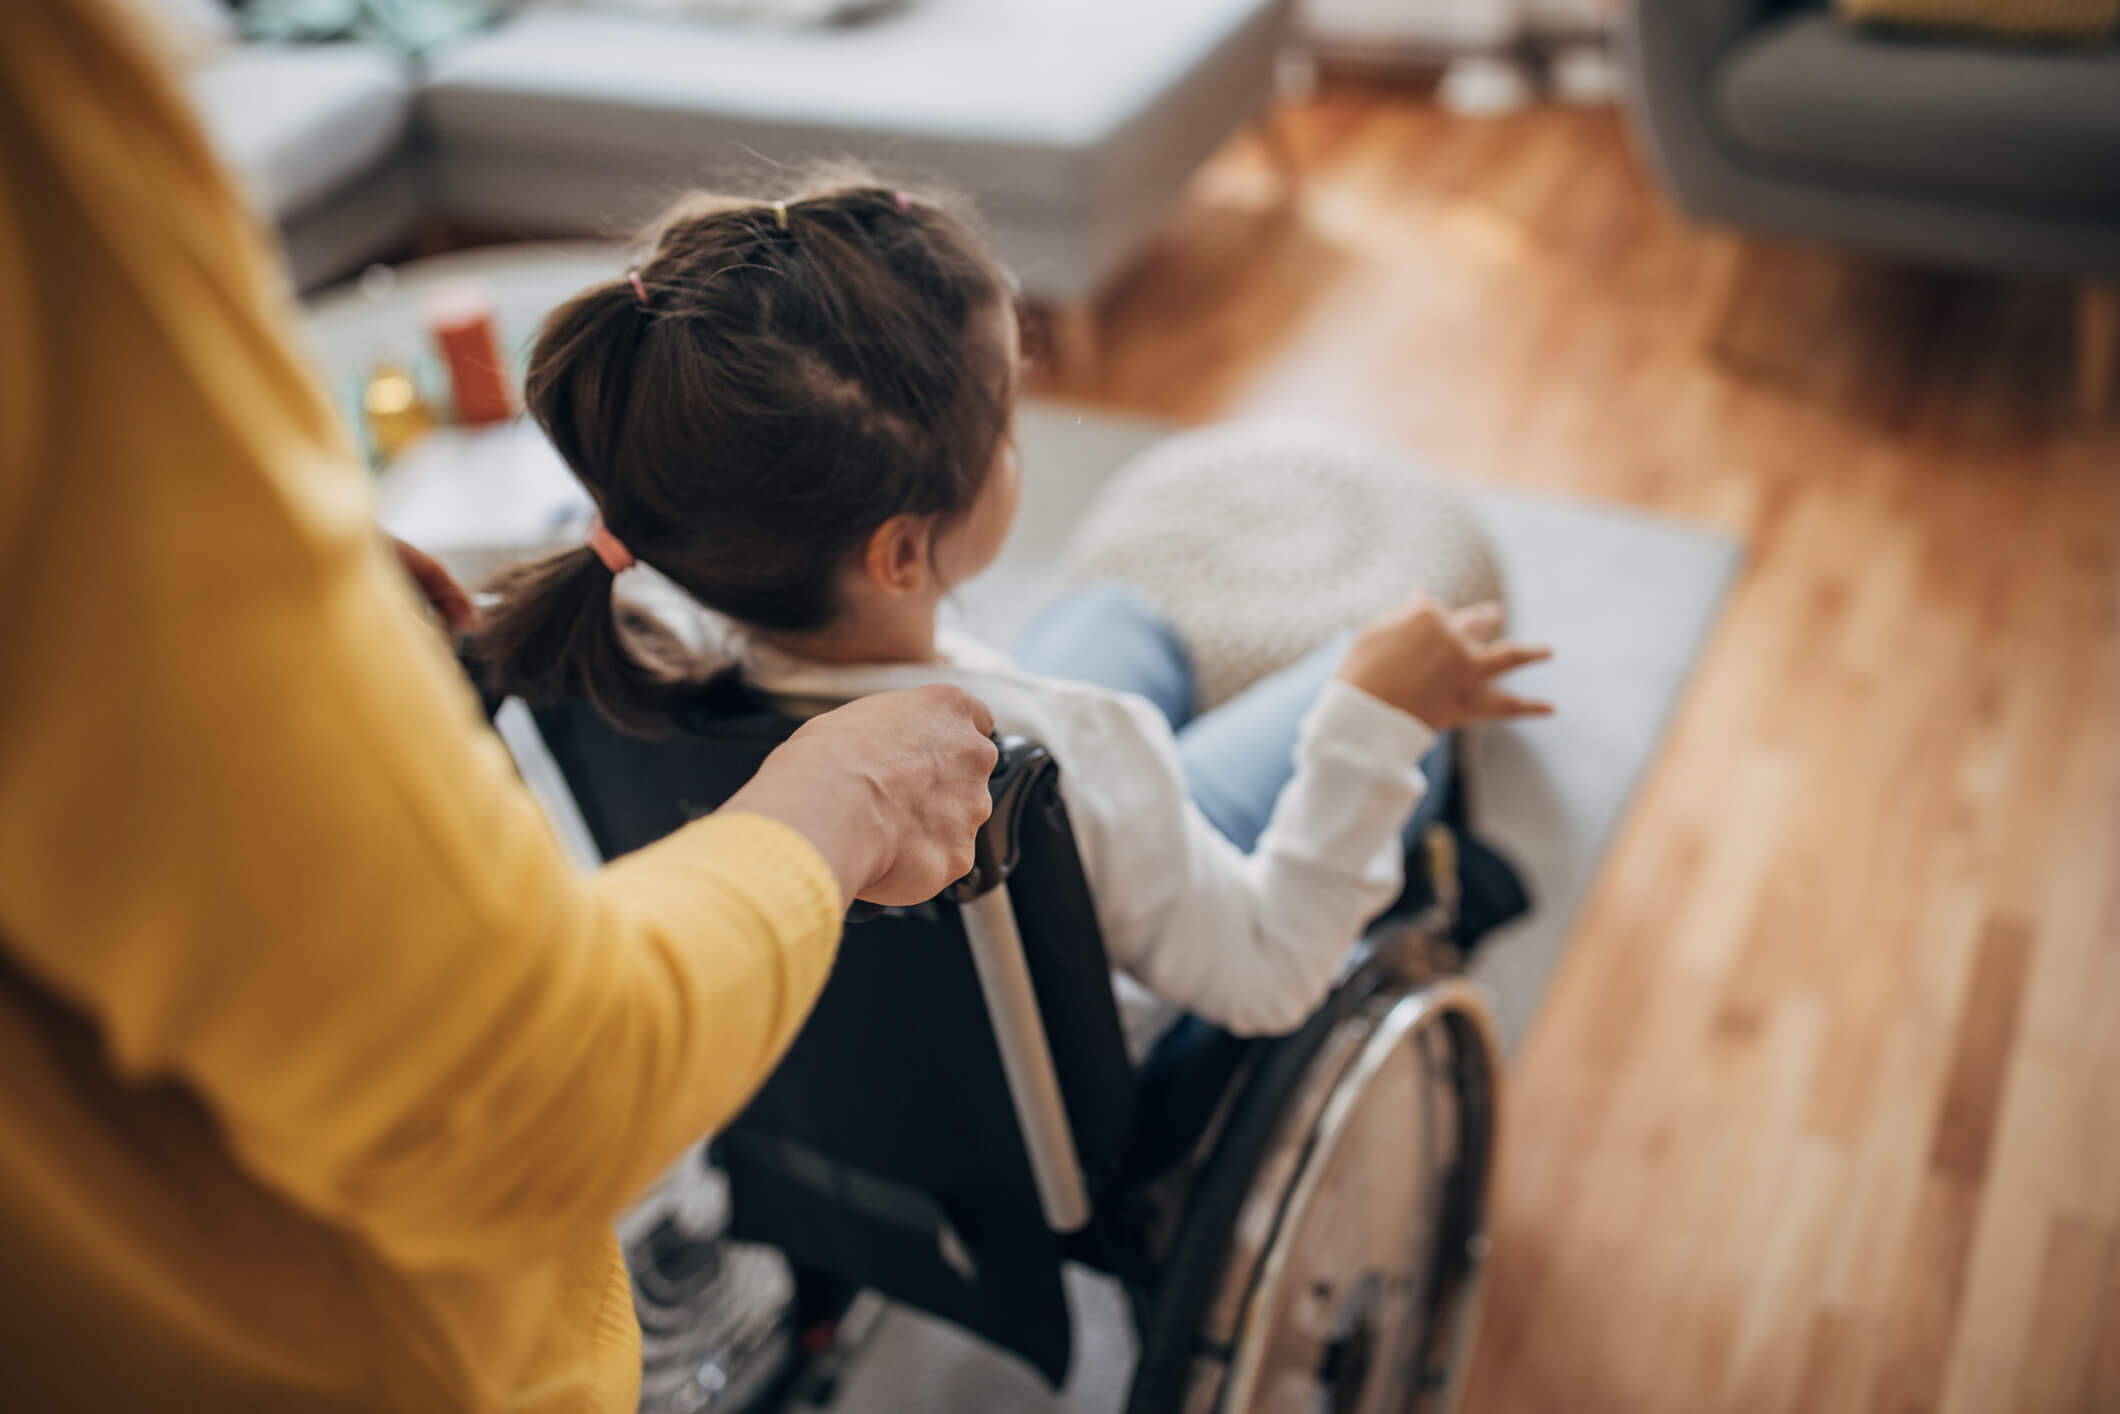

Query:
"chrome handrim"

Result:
[[1217, 981, 1500, 1414]]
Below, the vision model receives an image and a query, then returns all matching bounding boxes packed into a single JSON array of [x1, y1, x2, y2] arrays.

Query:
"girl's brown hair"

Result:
[[476, 175, 1015, 734]]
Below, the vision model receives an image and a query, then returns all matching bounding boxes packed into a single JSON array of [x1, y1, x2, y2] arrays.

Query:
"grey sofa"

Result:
[[185, 0, 1290, 332], [423, 0, 1288, 308], [1623, 0, 2120, 277], [1621, 0, 2120, 404], [186, 42, 425, 292]]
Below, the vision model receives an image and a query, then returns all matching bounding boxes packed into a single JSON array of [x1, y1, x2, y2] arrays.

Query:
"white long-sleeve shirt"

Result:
[[733, 628, 1435, 1055]]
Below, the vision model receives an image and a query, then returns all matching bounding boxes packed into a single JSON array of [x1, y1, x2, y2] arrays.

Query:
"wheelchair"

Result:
[[522, 672, 1505, 1414]]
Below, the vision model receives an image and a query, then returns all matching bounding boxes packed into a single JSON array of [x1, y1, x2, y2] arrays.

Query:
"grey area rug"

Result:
[[807, 402, 1743, 1414]]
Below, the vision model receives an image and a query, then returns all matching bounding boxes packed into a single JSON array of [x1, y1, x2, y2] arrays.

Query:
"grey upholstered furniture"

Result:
[[422, 0, 1290, 312], [183, 0, 1292, 353], [185, 42, 426, 292], [1621, 0, 2120, 408]]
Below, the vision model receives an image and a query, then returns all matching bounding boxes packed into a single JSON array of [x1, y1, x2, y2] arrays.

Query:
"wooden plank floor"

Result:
[[1043, 82, 2120, 1414]]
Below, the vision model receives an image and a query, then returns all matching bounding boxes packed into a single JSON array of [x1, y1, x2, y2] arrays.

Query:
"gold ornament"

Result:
[[362, 364, 435, 463]]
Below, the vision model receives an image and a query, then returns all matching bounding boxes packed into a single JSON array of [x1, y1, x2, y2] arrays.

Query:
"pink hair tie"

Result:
[[586, 515, 637, 574], [627, 270, 649, 307], [893, 190, 911, 214]]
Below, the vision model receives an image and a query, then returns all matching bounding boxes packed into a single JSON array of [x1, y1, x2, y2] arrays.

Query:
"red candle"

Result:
[[425, 281, 514, 425]]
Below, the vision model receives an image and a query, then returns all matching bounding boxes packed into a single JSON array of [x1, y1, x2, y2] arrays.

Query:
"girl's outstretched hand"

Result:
[[1338, 596, 1553, 732]]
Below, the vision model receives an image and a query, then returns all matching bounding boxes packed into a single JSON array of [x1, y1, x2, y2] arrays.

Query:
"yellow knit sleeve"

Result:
[[0, 0, 842, 1271]]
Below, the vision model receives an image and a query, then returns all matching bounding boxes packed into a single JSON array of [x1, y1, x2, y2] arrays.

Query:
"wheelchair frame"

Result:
[[503, 678, 1504, 1414], [929, 741, 1501, 1414]]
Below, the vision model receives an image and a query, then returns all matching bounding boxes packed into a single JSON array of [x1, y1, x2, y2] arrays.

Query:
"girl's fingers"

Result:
[[1479, 642, 1553, 673], [1476, 690, 1555, 719], [1452, 601, 1507, 642]]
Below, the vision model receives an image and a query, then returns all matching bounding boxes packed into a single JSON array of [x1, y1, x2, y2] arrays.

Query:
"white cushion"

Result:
[[185, 44, 416, 221], [1060, 423, 1506, 711]]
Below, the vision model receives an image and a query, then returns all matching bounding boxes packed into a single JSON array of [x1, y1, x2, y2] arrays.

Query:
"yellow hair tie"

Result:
[[771, 200, 790, 231]]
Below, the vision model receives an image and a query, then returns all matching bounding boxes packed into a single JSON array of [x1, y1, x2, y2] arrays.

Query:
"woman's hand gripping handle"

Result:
[[721, 685, 1000, 908]]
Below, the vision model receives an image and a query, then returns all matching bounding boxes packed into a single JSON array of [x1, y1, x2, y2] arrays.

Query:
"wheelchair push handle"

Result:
[[952, 736, 1090, 1233], [845, 736, 1051, 923], [839, 736, 1092, 1233], [951, 736, 1051, 902]]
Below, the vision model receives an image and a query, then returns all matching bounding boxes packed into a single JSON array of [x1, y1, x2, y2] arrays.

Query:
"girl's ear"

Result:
[[861, 514, 935, 597]]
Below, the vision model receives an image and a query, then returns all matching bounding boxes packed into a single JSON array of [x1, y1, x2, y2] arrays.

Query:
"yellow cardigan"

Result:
[[0, 3, 843, 1408]]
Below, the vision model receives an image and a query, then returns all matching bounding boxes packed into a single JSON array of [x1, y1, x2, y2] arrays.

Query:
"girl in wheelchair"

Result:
[[477, 177, 1550, 1058]]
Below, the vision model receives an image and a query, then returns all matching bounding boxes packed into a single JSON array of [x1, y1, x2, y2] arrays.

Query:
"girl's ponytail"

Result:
[[475, 544, 683, 737], [475, 273, 688, 734]]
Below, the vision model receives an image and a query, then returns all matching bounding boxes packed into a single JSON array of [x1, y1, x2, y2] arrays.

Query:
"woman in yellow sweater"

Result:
[[0, 1, 998, 1408]]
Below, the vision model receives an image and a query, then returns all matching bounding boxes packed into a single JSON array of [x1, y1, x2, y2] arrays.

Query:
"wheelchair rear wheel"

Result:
[[1130, 975, 1500, 1414]]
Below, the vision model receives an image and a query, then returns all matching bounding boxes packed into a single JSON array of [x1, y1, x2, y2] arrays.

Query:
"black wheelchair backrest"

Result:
[[525, 675, 1138, 1385]]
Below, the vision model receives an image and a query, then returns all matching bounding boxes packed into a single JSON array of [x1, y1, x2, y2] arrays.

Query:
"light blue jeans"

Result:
[[1013, 584, 1453, 857]]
